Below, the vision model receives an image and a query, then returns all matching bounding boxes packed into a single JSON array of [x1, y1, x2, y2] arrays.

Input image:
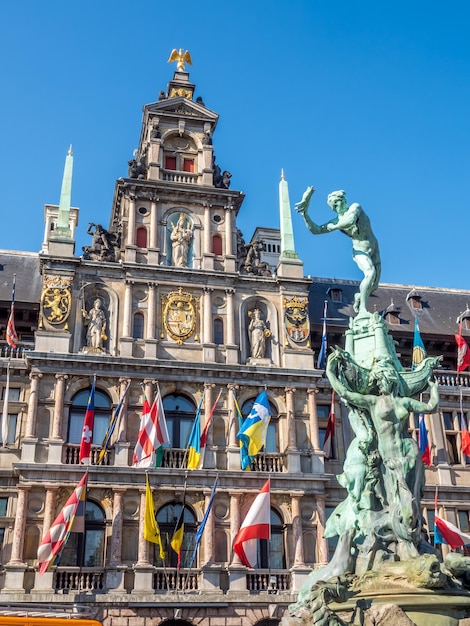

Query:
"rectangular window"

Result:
[[165, 156, 177, 170], [0, 498, 7, 516], [458, 511, 470, 556], [1, 388, 20, 402], [183, 158, 194, 173], [0, 528, 4, 547], [442, 410, 460, 464], [0, 415, 17, 445]]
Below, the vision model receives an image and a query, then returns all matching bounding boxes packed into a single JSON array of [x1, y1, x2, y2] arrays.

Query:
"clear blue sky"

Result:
[[1, 1, 469, 290]]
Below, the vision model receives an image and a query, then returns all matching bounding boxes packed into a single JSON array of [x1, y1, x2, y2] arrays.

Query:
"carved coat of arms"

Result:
[[40, 275, 73, 329], [283, 296, 310, 344], [161, 287, 199, 344]]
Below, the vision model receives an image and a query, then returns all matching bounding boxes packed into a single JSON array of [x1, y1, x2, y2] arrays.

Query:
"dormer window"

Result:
[[327, 287, 342, 303], [406, 289, 422, 310], [384, 300, 400, 325]]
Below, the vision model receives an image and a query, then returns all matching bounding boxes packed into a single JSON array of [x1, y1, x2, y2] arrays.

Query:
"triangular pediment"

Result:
[[144, 98, 218, 122]]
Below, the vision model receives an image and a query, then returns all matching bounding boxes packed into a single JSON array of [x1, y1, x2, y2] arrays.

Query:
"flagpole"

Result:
[[181, 390, 205, 469], [146, 470, 172, 592], [1, 360, 10, 447]]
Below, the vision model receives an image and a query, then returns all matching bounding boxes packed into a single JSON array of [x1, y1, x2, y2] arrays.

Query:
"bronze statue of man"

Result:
[[296, 187, 381, 314]]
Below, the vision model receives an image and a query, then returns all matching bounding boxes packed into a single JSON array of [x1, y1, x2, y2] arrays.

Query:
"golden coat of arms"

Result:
[[161, 287, 199, 344], [40, 275, 73, 329], [283, 296, 310, 345]]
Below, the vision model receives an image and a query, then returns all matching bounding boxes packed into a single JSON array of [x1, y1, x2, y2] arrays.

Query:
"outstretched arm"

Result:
[[326, 352, 370, 409], [407, 380, 439, 415], [295, 187, 336, 235]]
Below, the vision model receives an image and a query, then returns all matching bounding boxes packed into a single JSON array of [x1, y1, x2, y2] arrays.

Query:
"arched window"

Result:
[[136, 227, 147, 248], [133, 312, 144, 339], [58, 500, 106, 567], [152, 503, 197, 568], [241, 397, 278, 453], [258, 509, 285, 569], [213, 318, 224, 345], [162, 394, 197, 449], [68, 388, 112, 445], [212, 234, 222, 256]]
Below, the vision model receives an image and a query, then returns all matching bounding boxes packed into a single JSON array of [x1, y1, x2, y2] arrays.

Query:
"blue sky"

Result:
[[1, 1, 469, 290]]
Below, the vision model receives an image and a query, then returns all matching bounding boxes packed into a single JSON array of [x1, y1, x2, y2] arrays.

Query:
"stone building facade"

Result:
[[0, 59, 469, 626]]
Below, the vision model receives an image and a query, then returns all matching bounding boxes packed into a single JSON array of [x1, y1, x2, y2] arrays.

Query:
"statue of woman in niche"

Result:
[[249, 308, 271, 359], [82, 298, 107, 350], [170, 214, 193, 267]]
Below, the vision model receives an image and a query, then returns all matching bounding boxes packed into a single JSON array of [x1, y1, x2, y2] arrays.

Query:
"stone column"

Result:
[[229, 492, 242, 566], [149, 196, 158, 249], [115, 377, 131, 468], [307, 387, 324, 473], [227, 383, 241, 470], [33, 485, 58, 592], [224, 204, 236, 272], [121, 280, 134, 356], [316, 495, 329, 565], [133, 488, 154, 593], [21, 372, 42, 463], [202, 490, 214, 566], [202, 202, 214, 270], [127, 194, 136, 246], [291, 493, 305, 566], [48, 374, 68, 464], [203, 383, 216, 469], [145, 282, 158, 358], [225, 288, 238, 364], [4, 486, 29, 592], [9, 486, 28, 565], [203, 287, 213, 344], [107, 488, 127, 592], [285, 387, 301, 473]]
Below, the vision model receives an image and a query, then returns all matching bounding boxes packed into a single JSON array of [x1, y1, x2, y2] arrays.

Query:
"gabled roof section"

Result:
[[143, 97, 219, 123]]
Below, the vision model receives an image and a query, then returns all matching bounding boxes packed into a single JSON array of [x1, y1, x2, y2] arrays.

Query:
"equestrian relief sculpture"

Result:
[[283, 185, 470, 626]]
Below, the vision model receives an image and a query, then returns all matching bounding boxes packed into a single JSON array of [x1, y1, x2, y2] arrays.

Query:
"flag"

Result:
[[188, 476, 218, 570], [97, 381, 130, 465], [460, 412, 470, 457], [455, 332, 470, 372], [171, 504, 185, 569], [233, 478, 270, 568], [144, 474, 165, 559], [233, 391, 251, 472], [6, 275, 18, 350], [37, 472, 88, 574], [323, 391, 335, 460], [1, 362, 11, 447], [434, 489, 470, 548], [79, 379, 96, 465], [317, 299, 328, 369], [418, 413, 431, 466], [133, 390, 169, 468], [188, 390, 222, 470], [412, 317, 426, 370], [237, 390, 272, 471]]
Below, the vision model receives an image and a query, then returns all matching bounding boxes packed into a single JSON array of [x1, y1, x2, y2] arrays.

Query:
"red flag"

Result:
[[455, 333, 470, 372], [6, 275, 18, 349], [37, 472, 88, 574], [132, 391, 169, 468], [460, 412, 470, 457], [323, 391, 335, 460], [79, 380, 95, 464], [233, 478, 270, 568], [418, 413, 432, 466]]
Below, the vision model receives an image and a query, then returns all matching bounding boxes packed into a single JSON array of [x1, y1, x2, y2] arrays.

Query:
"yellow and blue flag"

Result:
[[237, 390, 271, 470], [412, 316, 426, 370], [186, 392, 205, 470]]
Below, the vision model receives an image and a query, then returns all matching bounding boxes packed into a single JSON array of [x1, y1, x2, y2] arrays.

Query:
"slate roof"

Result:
[[0, 250, 42, 304]]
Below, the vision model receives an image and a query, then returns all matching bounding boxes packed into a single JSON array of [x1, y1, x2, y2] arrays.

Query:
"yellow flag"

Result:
[[144, 474, 165, 559]]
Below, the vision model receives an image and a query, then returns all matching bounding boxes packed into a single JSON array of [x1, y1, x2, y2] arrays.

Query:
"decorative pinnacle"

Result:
[[281, 168, 285, 179], [168, 48, 193, 72], [68, 144, 73, 156]]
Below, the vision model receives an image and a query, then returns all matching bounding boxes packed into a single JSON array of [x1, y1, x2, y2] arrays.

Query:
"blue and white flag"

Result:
[[237, 390, 271, 470], [317, 300, 328, 370], [188, 476, 218, 569], [412, 316, 426, 370]]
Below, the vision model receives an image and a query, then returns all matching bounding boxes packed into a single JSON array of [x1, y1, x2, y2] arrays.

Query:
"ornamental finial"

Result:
[[168, 48, 192, 72]]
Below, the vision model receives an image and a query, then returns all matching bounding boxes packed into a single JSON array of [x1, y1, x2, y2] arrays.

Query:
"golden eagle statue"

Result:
[[168, 48, 192, 72]]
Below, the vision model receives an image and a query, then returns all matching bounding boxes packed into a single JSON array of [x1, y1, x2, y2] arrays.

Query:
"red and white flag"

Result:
[[199, 389, 222, 469], [233, 478, 270, 568], [323, 391, 335, 460], [37, 471, 88, 574], [455, 332, 470, 372], [133, 390, 169, 468], [79, 380, 95, 465], [6, 275, 18, 349]]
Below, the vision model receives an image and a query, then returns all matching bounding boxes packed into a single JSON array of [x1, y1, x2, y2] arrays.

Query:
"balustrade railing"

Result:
[[246, 570, 291, 592], [250, 452, 286, 472], [54, 568, 105, 592], [436, 371, 470, 387], [161, 169, 199, 184], [153, 568, 198, 591], [0, 342, 34, 359], [63, 445, 111, 466]]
